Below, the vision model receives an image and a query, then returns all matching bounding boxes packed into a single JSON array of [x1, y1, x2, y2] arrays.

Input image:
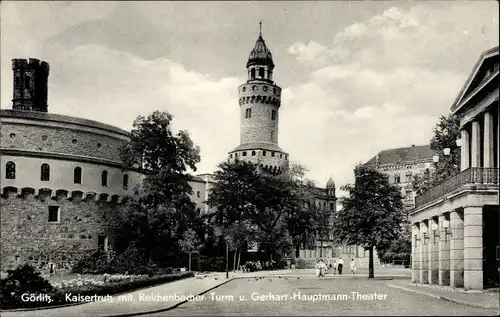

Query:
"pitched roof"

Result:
[[364, 145, 434, 166], [451, 46, 499, 113]]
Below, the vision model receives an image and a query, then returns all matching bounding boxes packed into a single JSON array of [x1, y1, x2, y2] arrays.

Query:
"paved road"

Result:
[[157, 276, 498, 316]]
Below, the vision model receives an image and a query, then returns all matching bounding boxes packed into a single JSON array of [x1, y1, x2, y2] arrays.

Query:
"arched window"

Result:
[[74, 167, 82, 184], [40, 163, 50, 181], [251, 68, 255, 80], [101, 171, 108, 187], [123, 174, 129, 190], [6, 161, 16, 179], [259, 68, 264, 78], [251, 151, 256, 156]]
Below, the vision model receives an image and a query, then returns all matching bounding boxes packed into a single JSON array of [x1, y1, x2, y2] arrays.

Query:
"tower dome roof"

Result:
[[326, 177, 335, 189], [246, 35, 274, 69]]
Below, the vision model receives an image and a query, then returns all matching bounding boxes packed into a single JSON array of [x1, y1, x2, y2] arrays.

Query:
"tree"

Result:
[[332, 165, 406, 278], [118, 111, 201, 265], [179, 229, 203, 271], [412, 114, 460, 193], [207, 159, 300, 261], [311, 205, 333, 258]]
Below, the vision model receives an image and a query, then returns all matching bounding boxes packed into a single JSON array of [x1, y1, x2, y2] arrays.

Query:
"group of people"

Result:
[[315, 257, 357, 278], [241, 260, 279, 272]]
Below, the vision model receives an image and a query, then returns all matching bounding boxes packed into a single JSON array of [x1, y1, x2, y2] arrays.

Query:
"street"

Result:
[[158, 276, 498, 316]]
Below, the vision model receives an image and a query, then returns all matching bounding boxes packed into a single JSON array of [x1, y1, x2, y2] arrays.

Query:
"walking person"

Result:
[[350, 259, 357, 274], [315, 260, 322, 279], [337, 257, 344, 275]]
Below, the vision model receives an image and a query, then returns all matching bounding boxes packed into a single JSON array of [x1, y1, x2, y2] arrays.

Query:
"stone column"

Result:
[[439, 214, 450, 286], [497, 115, 499, 168], [450, 210, 464, 288], [428, 217, 439, 285], [463, 206, 483, 290], [471, 120, 481, 168], [411, 224, 419, 283], [461, 128, 470, 171], [484, 111, 494, 168], [419, 221, 428, 284]]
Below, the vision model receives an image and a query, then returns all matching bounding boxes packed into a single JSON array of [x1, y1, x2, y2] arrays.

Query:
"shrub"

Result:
[[0, 264, 54, 309], [1, 270, 194, 310]]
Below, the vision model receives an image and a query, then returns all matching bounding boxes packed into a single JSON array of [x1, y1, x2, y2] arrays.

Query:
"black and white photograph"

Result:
[[0, 1, 498, 316]]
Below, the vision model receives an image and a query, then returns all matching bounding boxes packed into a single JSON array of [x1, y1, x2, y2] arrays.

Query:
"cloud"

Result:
[[1, 2, 497, 195], [284, 3, 498, 191]]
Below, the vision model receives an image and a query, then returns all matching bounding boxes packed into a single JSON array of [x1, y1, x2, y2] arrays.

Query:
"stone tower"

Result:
[[12, 58, 50, 112], [228, 26, 289, 175]]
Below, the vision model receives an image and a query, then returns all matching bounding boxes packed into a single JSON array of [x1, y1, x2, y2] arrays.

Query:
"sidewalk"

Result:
[[1, 270, 289, 317], [387, 279, 500, 310]]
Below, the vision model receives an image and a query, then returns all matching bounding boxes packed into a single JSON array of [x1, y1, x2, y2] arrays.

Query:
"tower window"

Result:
[[259, 68, 264, 78], [271, 152, 275, 157], [242, 87, 246, 92], [6, 161, 16, 179], [235, 153, 238, 157], [242, 151, 247, 156], [101, 170, 108, 187], [252, 151, 256, 156], [74, 167, 82, 184], [263, 151, 266, 156], [24, 76, 31, 89], [15, 76, 20, 87], [280, 154, 283, 158], [41, 163, 50, 181], [271, 131, 274, 140], [98, 236, 108, 252], [123, 174, 129, 190], [271, 110, 276, 121], [394, 174, 400, 184], [330, 202, 334, 210], [197, 191, 200, 198], [245, 108, 252, 118], [251, 69, 256, 80], [48, 206, 60, 223]]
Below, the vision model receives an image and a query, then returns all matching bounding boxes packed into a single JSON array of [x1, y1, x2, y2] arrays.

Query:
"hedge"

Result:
[[1, 265, 194, 310]]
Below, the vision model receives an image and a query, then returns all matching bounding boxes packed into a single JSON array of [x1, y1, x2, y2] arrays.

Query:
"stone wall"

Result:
[[238, 82, 281, 144], [1, 122, 127, 162], [0, 193, 124, 274]]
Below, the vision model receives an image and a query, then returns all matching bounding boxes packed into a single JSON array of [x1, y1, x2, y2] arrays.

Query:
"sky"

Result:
[[1, 1, 499, 193]]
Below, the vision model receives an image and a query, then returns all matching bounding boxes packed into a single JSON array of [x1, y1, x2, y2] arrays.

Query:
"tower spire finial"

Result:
[[259, 21, 262, 36]]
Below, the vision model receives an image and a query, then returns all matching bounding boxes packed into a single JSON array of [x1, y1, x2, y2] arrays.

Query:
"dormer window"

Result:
[[251, 69, 256, 80], [259, 68, 264, 78]]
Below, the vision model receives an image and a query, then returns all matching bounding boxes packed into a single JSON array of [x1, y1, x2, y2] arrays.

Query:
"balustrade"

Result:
[[415, 168, 499, 208]]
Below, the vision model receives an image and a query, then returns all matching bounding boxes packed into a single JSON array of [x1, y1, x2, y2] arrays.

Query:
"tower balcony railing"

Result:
[[415, 167, 499, 208]]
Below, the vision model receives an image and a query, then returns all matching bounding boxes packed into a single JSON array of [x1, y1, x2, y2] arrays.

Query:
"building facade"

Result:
[[410, 46, 499, 290], [228, 30, 289, 175], [0, 59, 213, 274], [365, 145, 435, 210]]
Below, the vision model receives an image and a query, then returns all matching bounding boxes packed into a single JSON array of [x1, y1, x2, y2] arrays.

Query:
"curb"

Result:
[[387, 284, 499, 310], [0, 274, 197, 313], [105, 277, 237, 317]]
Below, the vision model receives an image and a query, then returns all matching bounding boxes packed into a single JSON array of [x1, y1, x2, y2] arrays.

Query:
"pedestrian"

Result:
[[337, 257, 344, 275], [315, 260, 321, 279], [332, 260, 337, 275], [350, 259, 357, 274], [319, 259, 327, 278]]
